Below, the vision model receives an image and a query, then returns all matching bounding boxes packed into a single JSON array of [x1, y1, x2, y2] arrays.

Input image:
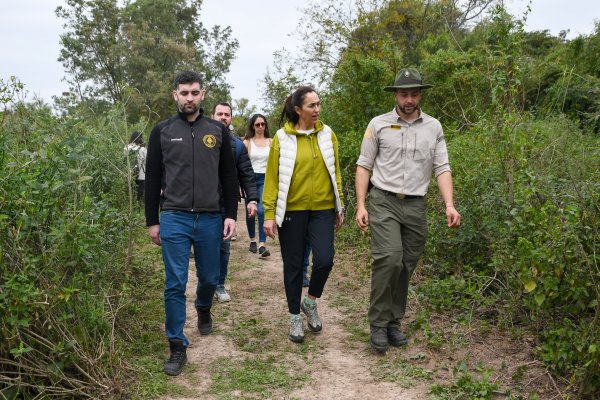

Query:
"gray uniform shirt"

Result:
[[356, 107, 451, 196]]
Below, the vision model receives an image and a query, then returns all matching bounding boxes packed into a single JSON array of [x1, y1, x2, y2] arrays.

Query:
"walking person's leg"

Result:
[[216, 237, 232, 302], [388, 198, 427, 346], [278, 210, 310, 342], [159, 211, 193, 375], [254, 173, 270, 257], [367, 189, 404, 353], [245, 196, 257, 253], [302, 209, 335, 332], [193, 212, 223, 335]]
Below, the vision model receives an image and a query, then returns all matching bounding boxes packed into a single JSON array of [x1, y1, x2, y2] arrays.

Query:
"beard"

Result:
[[178, 102, 200, 115], [398, 103, 419, 116]]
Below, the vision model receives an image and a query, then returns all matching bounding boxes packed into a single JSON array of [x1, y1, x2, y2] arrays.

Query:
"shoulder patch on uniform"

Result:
[[364, 128, 373, 139], [203, 134, 216, 148]]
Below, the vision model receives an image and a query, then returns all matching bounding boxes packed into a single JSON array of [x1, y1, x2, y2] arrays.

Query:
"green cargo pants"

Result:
[[368, 188, 428, 327]]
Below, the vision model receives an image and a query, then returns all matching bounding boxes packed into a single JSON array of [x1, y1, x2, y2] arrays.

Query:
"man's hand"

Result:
[[263, 219, 277, 239], [335, 211, 345, 230], [355, 206, 369, 232], [148, 224, 161, 245], [223, 218, 236, 240], [446, 206, 461, 228], [246, 202, 258, 218]]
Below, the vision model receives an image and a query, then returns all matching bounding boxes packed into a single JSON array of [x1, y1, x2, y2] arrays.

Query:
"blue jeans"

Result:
[[160, 210, 222, 347], [246, 173, 266, 243], [219, 210, 230, 286]]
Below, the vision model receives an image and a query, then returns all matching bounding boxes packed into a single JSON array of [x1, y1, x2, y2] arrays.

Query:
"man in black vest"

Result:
[[145, 71, 239, 376]]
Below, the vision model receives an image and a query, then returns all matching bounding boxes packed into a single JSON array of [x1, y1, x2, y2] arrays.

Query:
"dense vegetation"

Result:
[[1, 0, 598, 398]]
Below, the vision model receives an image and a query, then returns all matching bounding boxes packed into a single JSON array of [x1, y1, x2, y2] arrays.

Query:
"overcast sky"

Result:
[[0, 0, 598, 111]]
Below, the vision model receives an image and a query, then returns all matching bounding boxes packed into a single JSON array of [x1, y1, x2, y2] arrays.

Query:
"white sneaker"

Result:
[[214, 285, 231, 302]]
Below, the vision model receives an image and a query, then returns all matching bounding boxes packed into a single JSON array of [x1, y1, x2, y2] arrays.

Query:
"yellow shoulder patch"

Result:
[[203, 134, 216, 148], [363, 128, 373, 139]]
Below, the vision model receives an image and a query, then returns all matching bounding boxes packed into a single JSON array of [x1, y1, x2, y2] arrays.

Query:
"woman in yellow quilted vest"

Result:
[[263, 85, 345, 343]]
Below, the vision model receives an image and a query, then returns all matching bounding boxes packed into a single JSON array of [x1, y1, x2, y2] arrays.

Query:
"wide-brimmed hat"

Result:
[[384, 68, 433, 91]]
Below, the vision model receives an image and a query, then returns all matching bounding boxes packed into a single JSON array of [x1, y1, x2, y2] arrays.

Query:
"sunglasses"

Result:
[[254, 122, 266, 127]]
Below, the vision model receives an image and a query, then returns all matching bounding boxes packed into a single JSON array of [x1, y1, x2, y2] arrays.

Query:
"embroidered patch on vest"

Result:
[[203, 134, 216, 148]]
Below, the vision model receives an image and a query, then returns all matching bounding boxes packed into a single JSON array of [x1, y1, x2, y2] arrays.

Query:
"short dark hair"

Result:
[[245, 114, 270, 140], [213, 102, 233, 115], [173, 70, 203, 89], [129, 131, 144, 146], [280, 85, 316, 126]]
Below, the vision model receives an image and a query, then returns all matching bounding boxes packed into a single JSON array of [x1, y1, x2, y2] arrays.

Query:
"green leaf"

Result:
[[524, 281, 536, 293], [534, 293, 545, 306]]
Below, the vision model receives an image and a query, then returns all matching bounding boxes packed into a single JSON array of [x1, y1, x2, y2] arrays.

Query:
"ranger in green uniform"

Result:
[[355, 68, 461, 353]]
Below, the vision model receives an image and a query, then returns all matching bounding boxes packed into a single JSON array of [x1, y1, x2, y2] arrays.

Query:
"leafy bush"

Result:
[[0, 86, 142, 397]]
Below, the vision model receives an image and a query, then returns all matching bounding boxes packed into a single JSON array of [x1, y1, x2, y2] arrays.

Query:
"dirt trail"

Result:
[[162, 204, 430, 399], [160, 203, 563, 399]]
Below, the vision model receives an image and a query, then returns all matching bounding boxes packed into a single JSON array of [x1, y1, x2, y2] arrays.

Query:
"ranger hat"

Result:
[[384, 68, 433, 91]]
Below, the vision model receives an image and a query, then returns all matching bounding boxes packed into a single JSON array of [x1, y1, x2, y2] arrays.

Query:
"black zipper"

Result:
[[191, 124, 195, 211]]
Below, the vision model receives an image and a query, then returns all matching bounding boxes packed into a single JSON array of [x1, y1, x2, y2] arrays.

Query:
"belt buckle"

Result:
[[395, 193, 406, 199]]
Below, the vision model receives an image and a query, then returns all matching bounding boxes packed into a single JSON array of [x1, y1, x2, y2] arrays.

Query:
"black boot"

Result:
[[387, 324, 408, 347], [370, 325, 389, 353], [164, 339, 187, 376], [197, 307, 212, 335]]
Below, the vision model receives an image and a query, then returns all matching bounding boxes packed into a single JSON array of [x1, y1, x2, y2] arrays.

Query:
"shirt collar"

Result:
[[392, 106, 424, 124]]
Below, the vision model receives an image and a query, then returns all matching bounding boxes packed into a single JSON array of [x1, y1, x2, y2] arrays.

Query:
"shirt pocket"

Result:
[[413, 139, 433, 161]]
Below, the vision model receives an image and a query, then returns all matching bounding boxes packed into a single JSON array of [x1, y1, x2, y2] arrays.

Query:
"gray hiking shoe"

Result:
[[301, 299, 322, 332], [289, 315, 304, 343], [214, 285, 231, 302]]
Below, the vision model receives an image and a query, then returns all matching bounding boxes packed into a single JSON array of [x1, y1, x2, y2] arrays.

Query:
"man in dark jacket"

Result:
[[212, 102, 259, 302], [145, 71, 239, 376]]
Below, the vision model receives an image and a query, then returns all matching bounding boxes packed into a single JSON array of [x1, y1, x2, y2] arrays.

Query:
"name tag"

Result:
[[390, 125, 401, 130]]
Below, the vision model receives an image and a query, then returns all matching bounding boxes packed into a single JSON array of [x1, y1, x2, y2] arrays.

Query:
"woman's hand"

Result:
[[335, 211, 344, 230], [263, 219, 277, 239]]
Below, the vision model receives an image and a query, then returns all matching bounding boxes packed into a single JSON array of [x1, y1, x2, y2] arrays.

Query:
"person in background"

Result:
[[243, 114, 272, 258], [355, 68, 461, 354], [212, 102, 258, 302], [125, 131, 147, 204], [145, 71, 238, 376], [302, 241, 311, 287], [263, 86, 344, 343]]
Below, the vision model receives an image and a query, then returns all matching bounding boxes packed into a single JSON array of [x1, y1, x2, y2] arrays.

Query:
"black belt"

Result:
[[375, 187, 423, 199]]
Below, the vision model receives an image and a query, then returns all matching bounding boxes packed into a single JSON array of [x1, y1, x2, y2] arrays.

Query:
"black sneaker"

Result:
[[370, 325, 389, 353], [197, 307, 212, 335], [249, 241, 257, 253], [258, 246, 270, 258], [164, 339, 187, 376], [387, 325, 408, 347]]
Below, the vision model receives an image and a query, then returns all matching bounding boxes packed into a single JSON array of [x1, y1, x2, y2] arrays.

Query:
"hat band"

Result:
[[396, 77, 422, 85]]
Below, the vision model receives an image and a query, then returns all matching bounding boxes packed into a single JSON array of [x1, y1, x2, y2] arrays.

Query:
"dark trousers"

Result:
[[135, 179, 145, 203], [368, 188, 428, 327], [278, 209, 335, 314]]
